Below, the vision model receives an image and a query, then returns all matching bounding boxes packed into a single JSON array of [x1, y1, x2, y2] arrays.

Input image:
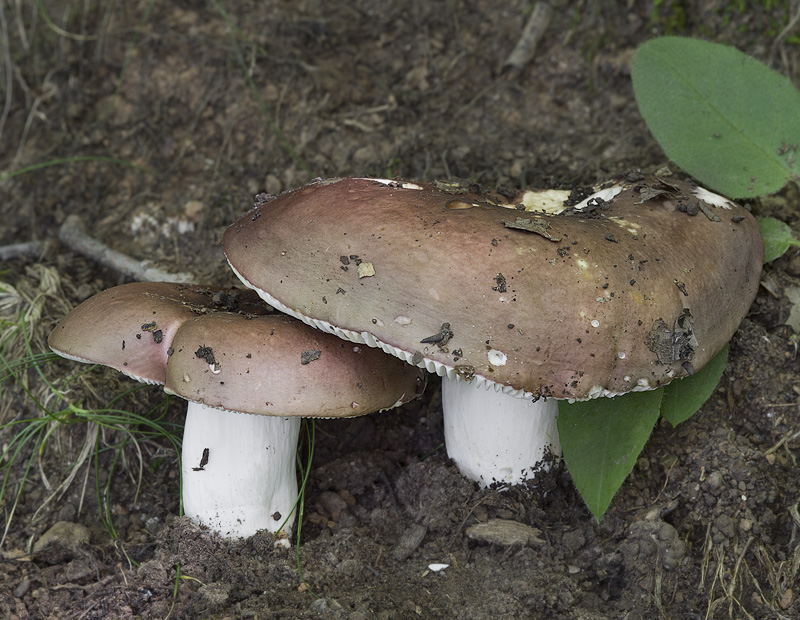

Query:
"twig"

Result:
[[768, 0, 800, 67], [59, 215, 194, 283], [447, 487, 504, 551], [0, 0, 12, 143], [504, 2, 553, 71], [764, 429, 800, 456], [379, 469, 403, 519], [0, 241, 45, 261]]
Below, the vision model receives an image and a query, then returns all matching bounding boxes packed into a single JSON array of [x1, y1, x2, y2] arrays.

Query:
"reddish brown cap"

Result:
[[164, 312, 426, 417], [48, 283, 269, 384], [223, 176, 763, 400]]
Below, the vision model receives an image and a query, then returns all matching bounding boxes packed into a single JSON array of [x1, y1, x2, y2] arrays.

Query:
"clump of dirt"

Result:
[[2, 2, 800, 619]]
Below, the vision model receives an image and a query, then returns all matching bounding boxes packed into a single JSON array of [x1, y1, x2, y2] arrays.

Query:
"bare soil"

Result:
[[2, 1, 800, 619]]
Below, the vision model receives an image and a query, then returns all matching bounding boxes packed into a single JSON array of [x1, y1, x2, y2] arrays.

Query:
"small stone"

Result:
[[265, 174, 282, 196], [310, 597, 344, 614], [318, 490, 348, 522], [199, 582, 232, 609], [14, 579, 31, 598], [780, 588, 793, 609], [338, 489, 356, 506], [392, 523, 428, 561], [705, 470, 724, 491], [561, 528, 586, 554], [65, 558, 93, 581], [33, 521, 90, 564]]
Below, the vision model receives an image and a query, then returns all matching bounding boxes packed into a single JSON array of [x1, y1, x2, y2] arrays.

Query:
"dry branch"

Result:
[[504, 2, 553, 71], [59, 215, 194, 283]]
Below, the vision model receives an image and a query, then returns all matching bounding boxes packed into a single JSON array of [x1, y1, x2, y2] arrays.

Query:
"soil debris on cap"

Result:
[[697, 201, 721, 222], [446, 200, 476, 210], [502, 216, 562, 242], [301, 349, 322, 364], [635, 185, 671, 203], [420, 323, 453, 347], [647, 309, 697, 365], [141, 321, 164, 343], [673, 279, 689, 296], [455, 364, 475, 381], [433, 179, 469, 194], [195, 345, 216, 365]]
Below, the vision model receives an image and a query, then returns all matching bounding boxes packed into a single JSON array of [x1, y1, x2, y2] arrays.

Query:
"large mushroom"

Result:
[[48, 282, 425, 541], [223, 175, 763, 487]]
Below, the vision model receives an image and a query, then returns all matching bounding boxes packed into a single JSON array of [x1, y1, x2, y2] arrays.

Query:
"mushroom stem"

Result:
[[181, 401, 301, 545], [441, 377, 561, 486]]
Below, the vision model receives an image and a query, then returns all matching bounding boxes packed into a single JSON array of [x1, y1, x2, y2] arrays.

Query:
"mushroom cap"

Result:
[[48, 283, 269, 384], [223, 176, 763, 400], [164, 312, 426, 417]]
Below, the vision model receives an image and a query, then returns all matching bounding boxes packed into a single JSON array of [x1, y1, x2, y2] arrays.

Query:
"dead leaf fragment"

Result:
[[635, 186, 670, 203], [357, 261, 376, 278], [502, 216, 562, 242], [465, 519, 543, 547]]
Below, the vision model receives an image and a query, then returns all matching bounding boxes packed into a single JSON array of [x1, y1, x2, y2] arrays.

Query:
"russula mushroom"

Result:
[[47, 282, 247, 384], [49, 282, 425, 541], [222, 175, 763, 487], [164, 311, 424, 542]]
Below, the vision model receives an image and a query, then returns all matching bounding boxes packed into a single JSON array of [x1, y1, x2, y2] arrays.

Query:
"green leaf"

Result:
[[758, 216, 800, 263], [661, 345, 728, 427], [558, 389, 662, 521], [632, 37, 800, 198]]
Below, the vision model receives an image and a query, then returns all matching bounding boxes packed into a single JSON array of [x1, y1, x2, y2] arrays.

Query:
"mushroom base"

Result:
[[181, 402, 301, 544], [442, 378, 561, 487]]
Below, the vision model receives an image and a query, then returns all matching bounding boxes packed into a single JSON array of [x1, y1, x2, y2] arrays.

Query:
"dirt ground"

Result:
[[1, 1, 800, 618]]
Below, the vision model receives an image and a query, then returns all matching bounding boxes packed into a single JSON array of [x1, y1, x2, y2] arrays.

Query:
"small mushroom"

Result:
[[46, 282, 237, 384], [48, 282, 425, 542], [223, 176, 763, 487], [165, 311, 424, 542]]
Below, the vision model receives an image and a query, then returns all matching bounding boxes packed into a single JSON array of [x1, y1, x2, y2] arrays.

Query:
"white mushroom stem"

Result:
[[181, 401, 301, 545], [442, 377, 561, 487]]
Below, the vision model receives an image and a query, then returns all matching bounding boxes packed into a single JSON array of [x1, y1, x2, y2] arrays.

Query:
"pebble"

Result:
[[199, 581, 231, 607], [14, 578, 31, 598], [33, 521, 90, 564], [705, 470, 724, 491], [392, 523, 427, 561], [319, 490, 349, 522], [310, 597, 344, 615]]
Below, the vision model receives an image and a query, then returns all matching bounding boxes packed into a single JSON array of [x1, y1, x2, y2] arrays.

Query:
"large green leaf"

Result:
[[558, 389, 662, 521], [758, 217, 800, 263], [632, 37, 800, 198], [661, 345, 728, 427]]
